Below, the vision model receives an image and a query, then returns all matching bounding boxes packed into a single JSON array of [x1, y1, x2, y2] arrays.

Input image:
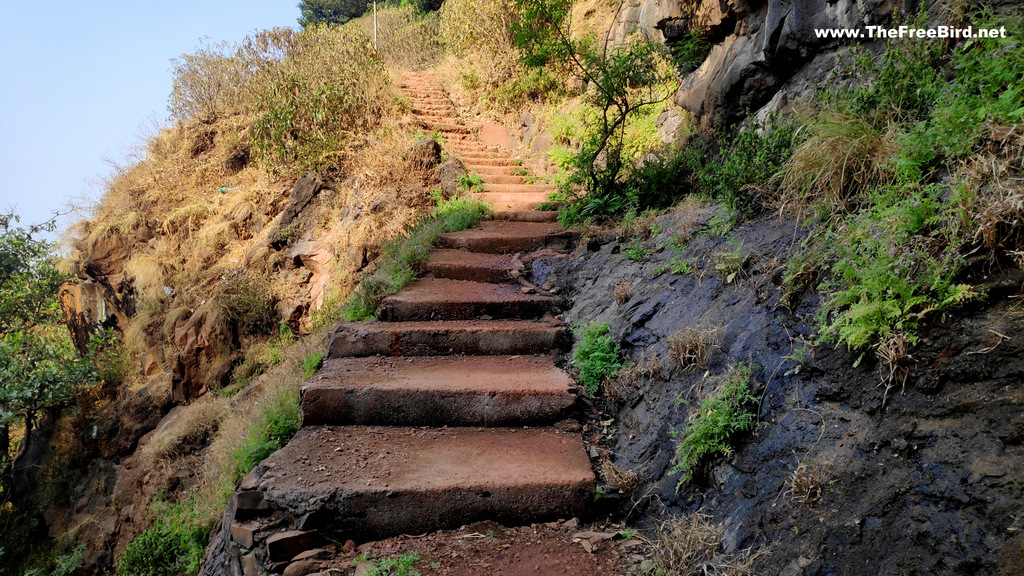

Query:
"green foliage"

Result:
[[672, 364, 757, 489], [667, 31, 711, 73], [117, 498, 210, 576], [797, 9, 1023, 351], [342, 197, 491, 321], [457, 172, 484, 193], [487, 66, 566, 110], [297, 0, 369, 27], [623, 241, 651, 262], [302, 351, 325, 378], [360, 551, 422, 576], [571, 323, 622, 396], [508, 0, 676, 224], [232, 388, 301, 477], [250, 23, 389, 174]]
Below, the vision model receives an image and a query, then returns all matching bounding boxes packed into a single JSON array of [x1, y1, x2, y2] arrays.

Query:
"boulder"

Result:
[[437, 158, 468, 197], [409, 138, 442, 169]]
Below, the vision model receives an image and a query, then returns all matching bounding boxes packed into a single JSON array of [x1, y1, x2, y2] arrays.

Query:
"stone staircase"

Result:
[[404, 71, 558, 213], [207, 74, 592, 576]]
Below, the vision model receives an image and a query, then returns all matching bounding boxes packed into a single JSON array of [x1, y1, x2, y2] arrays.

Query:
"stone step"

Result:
[[256, 425, 594, 539], [473, 165, 527, 176], [379, 278, 563, 321], [470, 192, 554, 211], [462, 157, 518, 167], [492, 210, 560, 222], [417, 120, 473, 134], [439, 220, 576, 253], [484, 174, 531, 185], [300, 356, 576, 427], [328, 319, 571, 357], [484, 183, 555, 194], [425, 249, 516, 283]]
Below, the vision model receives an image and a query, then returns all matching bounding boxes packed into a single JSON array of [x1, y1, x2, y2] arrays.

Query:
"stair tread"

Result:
[[301, 356, 576, 426], [257, 425, 594, 537], [379, 278, 562, 321], [328, 318, 571, 357]]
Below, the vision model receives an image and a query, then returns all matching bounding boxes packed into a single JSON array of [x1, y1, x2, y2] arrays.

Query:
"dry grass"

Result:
[[786, 458, 832, 504], [601, 460, 639, 494], [606, 355, 659, 401], [140, 397, 228, 462], [640, 511, 763, 576], [666, 326, 721, 371], [614, 280, 633, 304], [876, 331, 911, 407], [777, 112, 897, 216]]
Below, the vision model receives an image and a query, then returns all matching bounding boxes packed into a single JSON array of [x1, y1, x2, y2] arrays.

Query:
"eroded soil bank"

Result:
[[546, 205, 1024, 575]]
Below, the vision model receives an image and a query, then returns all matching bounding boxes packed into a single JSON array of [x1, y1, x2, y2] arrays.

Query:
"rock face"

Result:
[[555, 204, 1024, 575], [610, 0, 913, 125]]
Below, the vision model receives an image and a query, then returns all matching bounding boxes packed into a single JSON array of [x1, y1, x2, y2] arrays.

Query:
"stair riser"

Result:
[[301, 388, 575, 427], [439, 233, 574, 254], [426, 261, 513, 283], [328, 323, 572, 357], [379, 298, 562, 322], [492, 211, 561, 222]]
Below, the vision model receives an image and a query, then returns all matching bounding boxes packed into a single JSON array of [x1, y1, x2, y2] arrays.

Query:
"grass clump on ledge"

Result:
[[571, 322, 623, 396], [672, 363, 757, 489], [342, 196, 492, 321]]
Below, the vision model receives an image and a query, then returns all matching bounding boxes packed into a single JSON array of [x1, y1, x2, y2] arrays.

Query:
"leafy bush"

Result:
[[672, 364, 757, 488], [117, 499, 210, 576], [361, 552, 422, 576], [250, 23, 391, 174], [572, 323, 622, 395], [342, 197, 491, 321], [232, 388, 301, 477]]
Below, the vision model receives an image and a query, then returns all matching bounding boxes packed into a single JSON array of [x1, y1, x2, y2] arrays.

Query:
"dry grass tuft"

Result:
[[141, 397, 228, 462], [786, 459, 832, 504], [641, 511, 763, 576], [606, 355, 659, 401], [601, 460, 639, 494], [614, 280, 633, 304], [777, 112, 897, 216], [666, 326, 720, 372], [876, 331, 911, 407]]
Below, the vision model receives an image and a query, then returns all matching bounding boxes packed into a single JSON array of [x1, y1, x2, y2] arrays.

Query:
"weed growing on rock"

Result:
[[457, 172, 484, 193], [613, 280, 633, 304], [359, 551, 422, 576], [301, 351, 324, 378], [623, 240, 652, 262], [672, 364, 757, 488], [571, 322, 622, 396]]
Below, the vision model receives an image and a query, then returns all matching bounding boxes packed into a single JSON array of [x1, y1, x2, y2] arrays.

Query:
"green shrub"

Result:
[[232, 388, 301, 477], [361, 551, 422, 576], [457, 172, 484, 193], [672, 364, 757, 488], [572, 323, 622, 395], [342, 197, 491, 321], [117, 499, 210, 576]]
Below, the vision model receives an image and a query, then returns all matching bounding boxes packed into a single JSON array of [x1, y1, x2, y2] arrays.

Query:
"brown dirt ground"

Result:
[[297, 519, 639, 576]]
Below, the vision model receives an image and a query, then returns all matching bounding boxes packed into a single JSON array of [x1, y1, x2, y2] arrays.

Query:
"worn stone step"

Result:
[[473, 165, 527, 176], [461, 157, 518, 167], [470, 192, 553, 211], [440, 221, 575, 254], [379, 278, 563, 321], [492, 210, 560, 222], [301, 356, 576, 427], [257, 425, 594, 539], [425, 249, 516, 283], [328, 318, 571, 357], [483, 174, 531, 185], [483, 183, 555, 194], [417, 120, 473, 134]]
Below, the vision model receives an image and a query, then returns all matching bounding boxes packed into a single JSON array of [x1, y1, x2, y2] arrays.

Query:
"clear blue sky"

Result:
[[0, 1, 299, 233]]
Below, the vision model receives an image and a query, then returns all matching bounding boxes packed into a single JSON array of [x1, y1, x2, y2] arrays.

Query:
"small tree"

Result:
[[297, 0, 370, 27], [0, 213, 99, 502]]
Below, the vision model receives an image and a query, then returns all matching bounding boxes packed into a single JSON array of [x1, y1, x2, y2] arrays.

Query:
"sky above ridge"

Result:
[[0, 1, 299, 235]]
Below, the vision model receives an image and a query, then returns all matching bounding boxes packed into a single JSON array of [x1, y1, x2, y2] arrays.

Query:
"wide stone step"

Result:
[[379, 279, 563, 321], [492, 210, 560, 222], [439, 221, 576, 253], [462, 157, 518, 167], [300, 356, 576, 427], [470, 192, 553, 212], [425, 249, 516, 283], [484, 183, 555, 194], [484, 174, 531, 185], [328, 319, 571, 357], [473, 165, 526, 176], [257, 426, 594, 539]]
